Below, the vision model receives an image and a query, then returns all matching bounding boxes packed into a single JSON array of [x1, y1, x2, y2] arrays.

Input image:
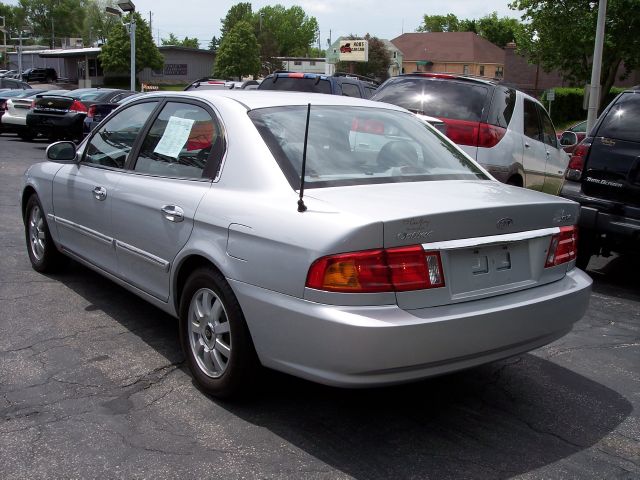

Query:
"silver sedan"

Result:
[[20, 91, 592, 398]]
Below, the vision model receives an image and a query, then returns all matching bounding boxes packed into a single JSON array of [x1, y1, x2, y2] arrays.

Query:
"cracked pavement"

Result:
[[1, 134, 639, 479]]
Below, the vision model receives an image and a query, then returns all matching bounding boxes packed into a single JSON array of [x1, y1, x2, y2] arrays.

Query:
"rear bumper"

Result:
[[1, 111, 28, 128], [231, 268, 592, 387], [562, 180, 640, 243], [27, 112, 84, 135]]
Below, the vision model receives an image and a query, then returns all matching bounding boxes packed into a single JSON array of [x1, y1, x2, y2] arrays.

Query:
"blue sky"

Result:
[[3, 0, 522, 48]]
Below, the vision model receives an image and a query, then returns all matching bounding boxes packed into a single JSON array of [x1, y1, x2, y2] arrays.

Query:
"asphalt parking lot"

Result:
[[0, 132, 638, 479]]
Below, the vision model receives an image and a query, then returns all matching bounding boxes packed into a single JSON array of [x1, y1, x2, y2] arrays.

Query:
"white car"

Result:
[[1, 90, 67, 140], [372, 73, 570, 195]]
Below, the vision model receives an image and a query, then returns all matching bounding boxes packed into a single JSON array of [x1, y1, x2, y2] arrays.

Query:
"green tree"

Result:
[[220, 2, 252, 38], [161, 32, 180, 45], [417, 14, 460, 32], [181, 36, 199, 48], [336, 34, 392, 81], [255, 5, 318, 56], [510, 0, 640, 111], [19, 0, 86, 48], [99, 11, 163, 74], [84, 0, 119, 45], [207, 35, 219, 52], [476, 12, 521, 48], [214, 20, 259, 79], [161, 33, 199, 48]]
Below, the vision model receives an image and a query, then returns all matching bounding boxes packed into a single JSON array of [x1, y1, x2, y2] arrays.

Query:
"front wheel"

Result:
[[24, 194, 67, 272], [179, 267, 260, 398]]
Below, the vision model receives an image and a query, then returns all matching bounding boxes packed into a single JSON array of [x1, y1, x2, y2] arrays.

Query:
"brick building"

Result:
[[390, 32, 505, 78]]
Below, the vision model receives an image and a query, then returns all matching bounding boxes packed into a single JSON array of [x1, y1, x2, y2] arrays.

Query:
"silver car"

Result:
[[21, 91, 592, 398], [371, 74, 570, 194]]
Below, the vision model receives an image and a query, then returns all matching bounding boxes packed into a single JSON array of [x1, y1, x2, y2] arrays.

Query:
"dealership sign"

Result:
[[339, 39, 369, 62]]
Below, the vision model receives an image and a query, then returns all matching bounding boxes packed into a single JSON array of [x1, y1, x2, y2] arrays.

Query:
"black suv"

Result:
[[560, 88, 640, 269], [257, 72, 378, 98], [22, 68, 57, 83]]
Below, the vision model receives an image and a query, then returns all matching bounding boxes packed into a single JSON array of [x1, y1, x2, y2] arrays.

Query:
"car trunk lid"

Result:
[[306, 180, 578, 308], [33, 95, 75, 114]]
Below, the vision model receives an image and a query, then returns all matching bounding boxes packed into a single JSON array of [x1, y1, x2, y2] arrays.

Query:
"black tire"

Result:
[[576, 228, 597, 270], [179, 266, 260, 399], [24, 194, 67, 273], [19, 131, 34, 141]]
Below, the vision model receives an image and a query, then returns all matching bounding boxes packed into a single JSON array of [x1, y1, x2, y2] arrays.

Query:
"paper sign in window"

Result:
[[153, 116, 195, 158]]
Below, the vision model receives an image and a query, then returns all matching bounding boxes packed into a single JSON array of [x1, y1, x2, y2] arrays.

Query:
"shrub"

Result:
[[540, 87, 626, 125]]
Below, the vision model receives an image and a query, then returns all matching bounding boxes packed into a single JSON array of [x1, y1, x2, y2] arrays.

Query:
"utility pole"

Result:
[[149, 11, 152, 32], [587, 0, 607, 133], [10, 27, 31, 80], [0, 16, 7, 69]]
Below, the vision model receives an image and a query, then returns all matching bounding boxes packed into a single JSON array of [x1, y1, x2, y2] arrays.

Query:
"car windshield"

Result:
[[259, 77, 332, 94], [372, 78, 490, 122], [250, 105, 487, 188]]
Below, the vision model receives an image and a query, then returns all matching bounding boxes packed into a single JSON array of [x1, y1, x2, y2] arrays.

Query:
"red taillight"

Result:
[[306, 246, 445, 293], [545, 226, 578, 268], [0, 100, 6, 111], [442, 119, 506, 148], [87, 105, 97, 118], [565, 140, 591, 181], [477, 123, 507, 148], [30, 100, 36, 109], [69, 100, 88, 113]]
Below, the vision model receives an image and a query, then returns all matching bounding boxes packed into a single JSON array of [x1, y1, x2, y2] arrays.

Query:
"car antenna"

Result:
[[297, 103, 311, 213]]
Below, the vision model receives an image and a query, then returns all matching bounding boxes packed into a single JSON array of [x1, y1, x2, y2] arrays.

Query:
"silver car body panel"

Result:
[[21, 90, 592, 388]]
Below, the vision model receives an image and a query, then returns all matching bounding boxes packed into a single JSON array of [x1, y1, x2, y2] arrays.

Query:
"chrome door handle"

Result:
[[546, 151, 550, 156], [161, 205, 184, 223], [93, 186, 107, 201], [524, 142, 530, 148]]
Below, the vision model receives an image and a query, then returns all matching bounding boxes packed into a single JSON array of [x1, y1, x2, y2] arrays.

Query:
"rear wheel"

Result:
[[179, 267, 260, 398], [24, 194, 67, 273], [576, 229, 598, 270]]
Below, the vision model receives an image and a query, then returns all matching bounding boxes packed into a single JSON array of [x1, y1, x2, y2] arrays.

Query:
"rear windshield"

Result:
[[372, 78, 490, 122], [598, 93, 640, 143], [73, 91, 112, 101], [258, 77, 332, 94], [249, 106, 487, 188]]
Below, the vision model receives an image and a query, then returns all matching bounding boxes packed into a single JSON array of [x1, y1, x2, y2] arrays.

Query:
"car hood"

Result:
[[304, 180, 578, 248]]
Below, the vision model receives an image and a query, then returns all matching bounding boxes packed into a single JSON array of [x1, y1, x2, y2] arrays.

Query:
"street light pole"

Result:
[[109, 1, 137, 92]]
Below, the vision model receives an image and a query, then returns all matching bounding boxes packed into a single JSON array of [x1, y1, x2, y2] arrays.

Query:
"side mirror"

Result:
[[560, 131, 578, 147], [46, 141, 78, 163]]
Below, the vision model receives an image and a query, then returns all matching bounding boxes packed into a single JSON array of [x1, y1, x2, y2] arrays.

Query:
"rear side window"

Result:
[[523, 99, 542, 141], [341, 83, 361, 97], [487, 87, 516, 128], [598, 93, 640, 142], [371, 78, 490, 121], [537, 104, 558, 148], [258, 77, 332, 94]]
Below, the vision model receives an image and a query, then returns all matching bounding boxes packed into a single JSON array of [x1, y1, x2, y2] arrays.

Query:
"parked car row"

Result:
[[0, 87, 135, 141]]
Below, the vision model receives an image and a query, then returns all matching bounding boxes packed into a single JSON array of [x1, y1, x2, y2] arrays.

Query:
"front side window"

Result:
[[250, 106, 487, 189], [83, 101, 158, 168], [133, 102, 222, 179]]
